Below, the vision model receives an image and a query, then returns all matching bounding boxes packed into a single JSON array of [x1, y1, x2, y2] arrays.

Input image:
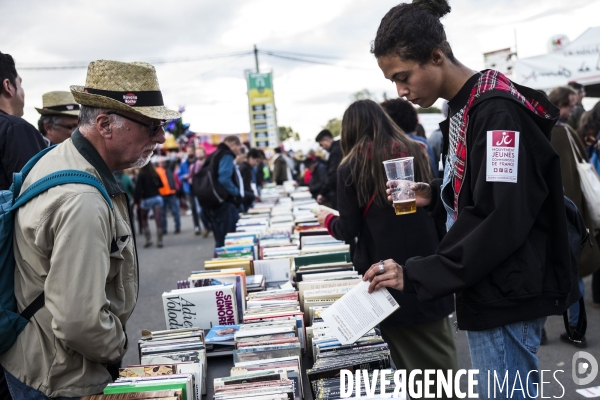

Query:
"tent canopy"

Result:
[[514, 27, 600, 96]]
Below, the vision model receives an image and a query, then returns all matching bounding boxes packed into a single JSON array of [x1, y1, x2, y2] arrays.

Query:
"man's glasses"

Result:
[[106, 111, 166, 137]]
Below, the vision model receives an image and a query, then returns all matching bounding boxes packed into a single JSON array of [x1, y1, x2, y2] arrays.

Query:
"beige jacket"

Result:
[[0, 131, 138, 397]]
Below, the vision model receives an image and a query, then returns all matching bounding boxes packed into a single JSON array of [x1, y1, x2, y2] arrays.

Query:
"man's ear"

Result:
[[1, 78, 14, 97], [96, 114, 113, 138], [431, 49, 444, 66]]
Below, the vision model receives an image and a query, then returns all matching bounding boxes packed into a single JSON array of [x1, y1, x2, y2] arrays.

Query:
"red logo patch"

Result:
[[492, 131, 516, 148], [123, 93, 137, 105]]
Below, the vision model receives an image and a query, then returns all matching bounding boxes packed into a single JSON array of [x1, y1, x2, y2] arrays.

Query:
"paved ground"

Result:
[[123, 214, 600, 399]]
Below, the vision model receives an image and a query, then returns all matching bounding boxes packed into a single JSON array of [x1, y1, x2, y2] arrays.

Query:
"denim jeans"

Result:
[[140, 195, 163, 210], [466, 317, 546, 399], [5, 370, 79, 400], [568, 278, 585, 326], [161, 194, 181, 232], [206, 202, 239, 248]]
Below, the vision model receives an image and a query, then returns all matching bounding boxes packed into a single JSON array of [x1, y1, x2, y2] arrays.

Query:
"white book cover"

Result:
[[162, 285, 238, 330], [321, 280, 399, 345]]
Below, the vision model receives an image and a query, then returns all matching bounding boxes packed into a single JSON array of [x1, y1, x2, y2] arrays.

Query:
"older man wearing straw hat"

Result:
[[1, 60, 179, 399], [36, 91, 80, 145]]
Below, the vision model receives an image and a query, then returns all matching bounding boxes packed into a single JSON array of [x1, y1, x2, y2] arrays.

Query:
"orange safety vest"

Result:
[[156, 167, 176, 196]]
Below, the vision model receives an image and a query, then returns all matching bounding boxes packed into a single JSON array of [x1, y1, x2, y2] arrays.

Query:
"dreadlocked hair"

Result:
[[371, 0, 455, 65]]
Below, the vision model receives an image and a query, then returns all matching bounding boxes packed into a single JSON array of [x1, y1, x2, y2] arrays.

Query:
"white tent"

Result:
[[513, 27, 600, 96]]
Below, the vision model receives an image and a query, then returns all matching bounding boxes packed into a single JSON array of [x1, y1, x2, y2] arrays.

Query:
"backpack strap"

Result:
[[11, 145, 57, 199], [20, 292, 45, 321], [563, 297, 587, 343], [12, 169, 113, 211]]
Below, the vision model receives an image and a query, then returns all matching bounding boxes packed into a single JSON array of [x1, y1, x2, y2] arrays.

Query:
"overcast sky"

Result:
[[3, 0, 599, 140]]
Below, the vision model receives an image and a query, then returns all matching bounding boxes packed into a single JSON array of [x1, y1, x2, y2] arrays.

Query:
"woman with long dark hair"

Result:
[[134, 161, 164, 248], [317, 100, 457, 395]]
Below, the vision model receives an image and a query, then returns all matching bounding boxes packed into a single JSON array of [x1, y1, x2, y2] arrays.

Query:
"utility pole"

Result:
[[254, 44, 259, 73]]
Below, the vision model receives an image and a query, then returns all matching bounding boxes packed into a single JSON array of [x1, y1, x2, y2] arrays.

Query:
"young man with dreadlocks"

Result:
[[363, 1, 578, 397]]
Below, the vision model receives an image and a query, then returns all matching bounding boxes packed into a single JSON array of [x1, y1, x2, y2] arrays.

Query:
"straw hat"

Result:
[[35, 91, 80, 116], [70, 60, 180, 120]]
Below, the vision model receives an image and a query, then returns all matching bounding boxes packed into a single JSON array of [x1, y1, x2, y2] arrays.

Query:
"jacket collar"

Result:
[[71, 129, 122, 195], [447, 72, 481, 117]]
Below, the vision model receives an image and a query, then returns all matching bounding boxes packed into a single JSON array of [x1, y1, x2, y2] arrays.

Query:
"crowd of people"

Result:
[[1, 0, 600, 399]]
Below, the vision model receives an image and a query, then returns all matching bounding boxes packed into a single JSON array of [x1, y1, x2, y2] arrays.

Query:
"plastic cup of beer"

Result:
[[383, 157, 416, 215]]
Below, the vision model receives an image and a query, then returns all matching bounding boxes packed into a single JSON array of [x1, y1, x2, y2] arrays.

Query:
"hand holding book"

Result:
[[363, 259, 404, 293]]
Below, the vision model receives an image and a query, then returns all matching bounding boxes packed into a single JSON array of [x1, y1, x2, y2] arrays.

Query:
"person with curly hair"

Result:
[[364, 0, 577, 397]]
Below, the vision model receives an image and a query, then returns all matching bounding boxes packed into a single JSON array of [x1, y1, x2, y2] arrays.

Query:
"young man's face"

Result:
[[3, 74, 25, 117], [377, 55, 444, 109]]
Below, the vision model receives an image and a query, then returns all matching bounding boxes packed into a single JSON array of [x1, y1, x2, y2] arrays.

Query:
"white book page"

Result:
[[321, 280, 399, 345]]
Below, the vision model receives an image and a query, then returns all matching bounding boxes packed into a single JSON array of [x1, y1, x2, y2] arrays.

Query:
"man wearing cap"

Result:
[[0, 60, 179, 399], [0, 51, 47, 191], [36, 91, 80, 145]]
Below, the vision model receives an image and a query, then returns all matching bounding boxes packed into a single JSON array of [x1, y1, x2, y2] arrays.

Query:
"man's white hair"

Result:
[[78, 106, 125, 129]]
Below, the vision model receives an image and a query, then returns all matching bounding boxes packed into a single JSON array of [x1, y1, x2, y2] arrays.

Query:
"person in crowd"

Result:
[[256, 149, 271, 187], [272, 147, 293, 184], [305, 156, 327, 200], [202, 135, 243, 248], [36, 91, 79, 145], [316, 100, 457, 397], [577, 102, 600, 309], [0, 51, 46, 191], [135, 161, 165, 248], [415, 122, 426, 138], [236, 147, 259, 212], [315, 129, 343, 209], [1, 59, 178, 398], [302, 154, 316, 186], [114, 169, 135, 201], [381, 98, 438, 177], [567, 82, 586, 130], [578, 102, 600, 155], [366, 1, 575, 396], [547, 86, 599, 347], [179, 145, 203, 235], [190, 146, 212, 237], [156, 156, 181, 234]]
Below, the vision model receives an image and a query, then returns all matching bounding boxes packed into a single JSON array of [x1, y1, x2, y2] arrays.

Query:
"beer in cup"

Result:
[[383, 157, 416, 215]]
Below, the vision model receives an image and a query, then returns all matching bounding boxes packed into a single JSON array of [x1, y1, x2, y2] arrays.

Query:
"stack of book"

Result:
[[246, 274, 266, 292], [187, 268, 247, 321], [101, 328, 206, 400], [213, 369, 296, 400], [82, 389, 184, 400], [243, 289, 306, 352], [204, 324, 240, 357], [293, 252, 355, 283]]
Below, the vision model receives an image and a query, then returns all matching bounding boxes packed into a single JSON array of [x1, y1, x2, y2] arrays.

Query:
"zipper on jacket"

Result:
[[454, 320, 459, 334]]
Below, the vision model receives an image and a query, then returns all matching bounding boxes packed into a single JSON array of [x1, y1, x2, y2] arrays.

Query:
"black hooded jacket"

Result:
[[402, 73, 573, 331]]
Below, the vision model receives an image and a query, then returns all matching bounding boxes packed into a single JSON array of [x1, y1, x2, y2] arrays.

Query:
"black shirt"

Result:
[[0, 109, 47, 190]]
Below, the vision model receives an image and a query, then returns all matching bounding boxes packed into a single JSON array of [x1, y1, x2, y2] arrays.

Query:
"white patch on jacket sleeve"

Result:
[[486, 130, 519, 183]]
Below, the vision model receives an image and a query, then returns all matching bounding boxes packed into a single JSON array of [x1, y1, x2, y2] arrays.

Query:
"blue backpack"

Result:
[[0, 146, 113, 353]]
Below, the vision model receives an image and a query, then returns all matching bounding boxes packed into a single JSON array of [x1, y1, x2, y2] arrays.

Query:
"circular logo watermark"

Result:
[[572, 351, 599, 386]]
